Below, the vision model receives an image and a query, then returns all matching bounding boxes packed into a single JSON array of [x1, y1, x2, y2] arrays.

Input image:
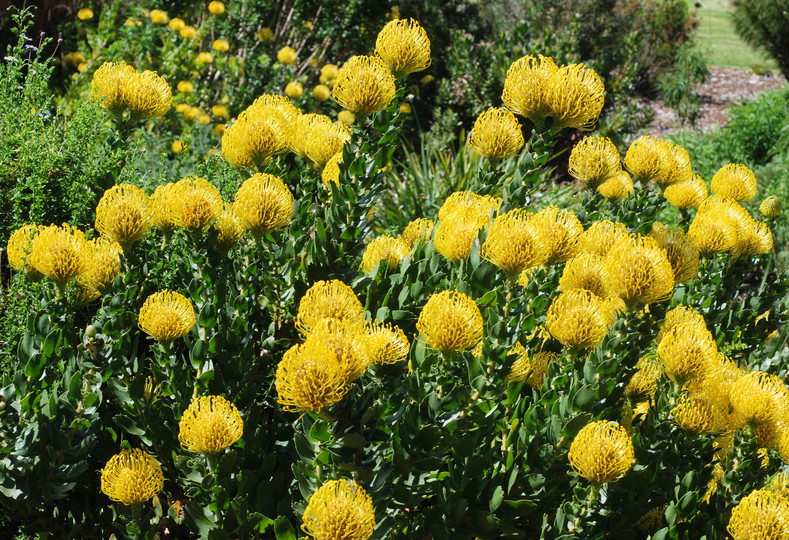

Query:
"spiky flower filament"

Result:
[[603, 234, 675, 305], [179, 395, 244, 454], [332, 55, 396, 116], [481, 209, 548, 275], [711, 163, 758, 202], [95, 184, 152, 245], [275, 341, 349, 413], [301, 479, 376, 540], [232, 173, 293, 236], [568, 136, 622, 189]]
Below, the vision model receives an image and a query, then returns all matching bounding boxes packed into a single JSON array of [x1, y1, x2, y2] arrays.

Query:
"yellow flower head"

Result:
[[177, 80, 194, 93], [735, 219, 773, 258], [623, 136, 673, 184], [7, 223, 41, 274], [322, 152, 343, 189], [168, 17, 185, 31], [276, 341, 349, 413], [366, 321, 409, 365], [78, 237, 123, 297], [546, 63, 605, 131], [728, 489, 789, 539], [91, 61, 138, 115], [306, 318, 371, 382], [687, 211, 738, 256], [648, 222, 700, 285], [664, 174, 708, 210], [625, 356, 664, 401], [568, 420, 634, 484], [124, 69, 172, 120], [435, 191, 500, 263], [532, 206, 583, 263], [138, 290, 195, 341], [332, 55, 396, 116], [149, 9, 168, 24], [95, 184, 153, 245], [577, 220, 628, 258], [730, 371, 789, 426], [170, 176, 223, 232], [467, 107, 524, 160], [760, 196, 781, 219], [313, 84, 331, 102], [401, 218, 434, 247], [302, 479, 376, 540], [77, 8, 94, 20], [505, 342, 555, 389], [321, 63, 339, 81], [208, 1, 225, 15], [197, 52, 214, 64], [656, 305, 707, 345], [213, 202, 245, 250], [285, 81, 303, 98], [232, 173, 293, 236], [101, 448, 164, 505], [502, 54, 559, 129], [568, 136, 621, 190], [304, 115, 351, 167], [149, 183, 179, 232], [558, 253, 615, 299], [597, 170, 634, 201], [212, 39, 230, 52], [671, 394, 725, 435], [664, 142, 693, 185], [222, 97, 292, 168], [375, 18, 431, 77], [546, 290, 616, 349], [179, 395, 243, 454], [481, 209, 548, 276], [417, 290, 483, 353], [361, 235, 410, 274], [296, 280, 365, 337], [657, 322, 718, 385], [29, 224, 91, 287], [603, 234, 675, 305], [180, 25, 198, 39], [277, 46, 297, 64], [337, 110, 356, 126], [711, 163, 758, 202]]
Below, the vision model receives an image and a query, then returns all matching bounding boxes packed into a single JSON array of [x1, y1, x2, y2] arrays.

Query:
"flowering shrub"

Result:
[[2, 5, 789, 540]]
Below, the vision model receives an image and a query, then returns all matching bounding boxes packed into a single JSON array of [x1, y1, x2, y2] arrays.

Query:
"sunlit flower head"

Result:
[[212, 39, 230, 52], [664, 174, 708, 210], [711, 163, 758, 202], [623, 136, 673, 184], [481, 209, 549, 276], [760, 196, 781, 219], [657, 321, 718, 385], [306, 318, 371, 382], [727, 489, 789, 539], [138, 290, 195, 341], [179, 395, 243, 454], [689, 196, 753, 255], [625, 356, 663, 401], [546, 290, 616, 349], [532, 206, 583, 263], [7, 223, 41, 275], [91, 61, 138, 115], [467, 107, 524, 160], [276, 340, 349, 413], [656, 305, 707, 345], [124, 69, 172, 120], [664, 142, 693, 186], [671, 394, 725, 435], [171, 176, 223, 232], [736, 220, 773, 258], [29, 224, 91, 287], [177, 80, 194, 93], [78, 237, 123, 299], [568, 136, 621, 189], [332, 55, 396, 116], [149, 183, 179, 232], [313, 84, 331, 102], [277, 46, 297, 64], [149, 9, 168, 23], [221, 95, 295, 168], [168, 17, 185, 30], [285, 81, 303, 98], [101, 448, 164, 505], [213, 202, 245, 250], [505, 342, 555, 389], [322, 152, 343, 188], [648, 222, 700, 285], [180, 25, 197, 39], [603, 234, 674, 305], [375, 18, 431, 77], [730, 371, 789, 426], [417, 290, 483, 353], [597, 170, 634, 201], [208, 1, 225, 15], [304, 115, 351, 167], [502, 54, 558, 129], [302, 479, 376, 540], [577, 220, 628, 258], [401, 218, 434, 247], [366, 320, 409, 365], [77, 8, 94, 20], [435, 191, 500, 263], [545, 63, 605, 131], [296, 280, 365, 337], [95, 184, 152, 245], [232, 173, 293, 236], [361, 235, 410, 274], [558, 253, 615, 299], [568, 420, 634, 484]]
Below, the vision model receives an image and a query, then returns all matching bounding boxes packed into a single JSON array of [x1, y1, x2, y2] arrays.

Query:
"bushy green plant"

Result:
[[732, 0, 789, 79]]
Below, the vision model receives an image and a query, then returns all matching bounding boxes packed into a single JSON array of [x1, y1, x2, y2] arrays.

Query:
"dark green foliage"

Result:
[[732, 0, 789, 80]]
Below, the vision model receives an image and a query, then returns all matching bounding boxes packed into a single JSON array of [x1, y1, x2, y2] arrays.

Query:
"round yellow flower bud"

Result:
[[285, 81, 303, 98], [257, 27, 274, 43], [77, 62, 87, 73], [168, 17, 185, 31], [313, 84, 331, 102], [149, 9, 168, 24], [177, 80, 194, 93], [77, 8, 94, 20], [197, 52, 213, 64], [180, 25, 197, 39], [277, 46, 297, 64], [208, 1, 225, 15], [760, 195, 781, 219], [212, 39, 230, 52], [337, 110, 355, 126], [198, 113, 211, 124], [211, 104, 229, 119], [172, 140, 185, 153]]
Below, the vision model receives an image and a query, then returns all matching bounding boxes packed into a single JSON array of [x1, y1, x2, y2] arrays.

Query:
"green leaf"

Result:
[[274, 516, 296, 540], [489, 485, 504, 512]]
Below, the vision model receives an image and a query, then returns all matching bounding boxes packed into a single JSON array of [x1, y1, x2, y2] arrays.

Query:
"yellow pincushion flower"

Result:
[[532, 206, 583, 263], [545, 63, 605, 131], [100, 448, 164, 505], [603, 234, 675, 305], [577, 220, 628, 258], [180, 25, 197, 39], [302, 479, 376, 540], [760, 196, 782, 219], [77, 8, 94, 20], [728, 489, 789, 539], [657, 322, 718, 385], [171, 176, 223, 232], [313, 84, 331, 102], [481, 209, 548, 276], [361, 236, 410, 274], [91, 61, 138, 115], [546, 290, 616, 349], [322, 152, 343, 188], [374, 18, 431, 77], [295, 280, 365, 337], [149, 9, 168, 24], [434, 191, 500, 263], [179, 395, 243, 454], [417, 290, 483, 353], [568, 420, 634, 484], [277, 46, 297, 64], [221, 96, 293, 168], [149, 183, 179, 232], [568, 136, 622, 190], [711, 163, 758, 202], [138, 290, 196, 341], [366, 321, 409, 365], [625, 356, 664, 401], [664, 142, 693, 186], [197, 52, 214, 64], [125, 69, 172, 120], [177, 80, 194, 93], [597, 170, 634, 201], [467, 107, 524, 160], [332, 55, 396, 116], [275, 341, 349, 413], [558, 253, 615, 299], [623, 136, 673, 184], [7, 223, 41, 274], [306, 318, 371, 382], [285, 81, 303, 98], [213, 202, 245, 250], [95, 184, 152, 245], [29, 224, 91, 287], [687, 210, 738, 255], [232, 173, 293, 236], [730, 371, 789, 426], [656, 305, 707, 345], [736, 220, 773, 258], [78, 237, 123, 298], [212, 39, 230, 52], [664, 174, 708, 210], [168, 17, 185, 31], [505, 343, 555, 389], [401, 218, 434, 247], [502, 54, 559, 130], [208, 1, 225, 15], [304, 115, 351, 167], [671, 395, 725, 435], [648, 222, 700, 285]]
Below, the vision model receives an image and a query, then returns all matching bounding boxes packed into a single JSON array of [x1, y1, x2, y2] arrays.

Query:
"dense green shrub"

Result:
[[732, 0, 789, 80]]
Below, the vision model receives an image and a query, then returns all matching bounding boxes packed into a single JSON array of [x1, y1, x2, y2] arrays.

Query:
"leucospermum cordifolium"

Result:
[[4, 9, 789, 540]]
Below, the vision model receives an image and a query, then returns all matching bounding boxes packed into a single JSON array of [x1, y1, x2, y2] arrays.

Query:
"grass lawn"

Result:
[[695, 0, 777, 70]]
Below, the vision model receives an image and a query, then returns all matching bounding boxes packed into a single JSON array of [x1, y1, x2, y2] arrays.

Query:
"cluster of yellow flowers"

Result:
[[301, 479, 376, 540], [91, 61, 171, 121], [275, 280, 409, 414]]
